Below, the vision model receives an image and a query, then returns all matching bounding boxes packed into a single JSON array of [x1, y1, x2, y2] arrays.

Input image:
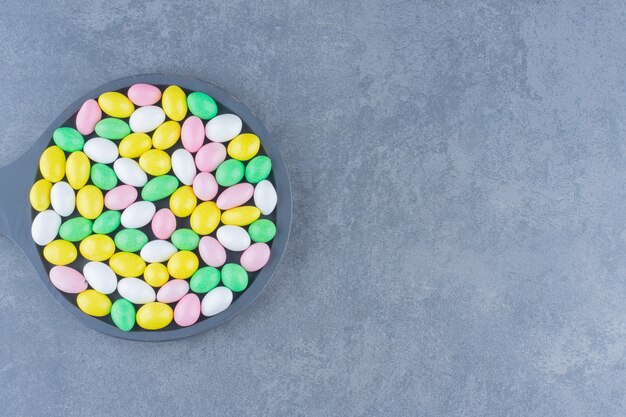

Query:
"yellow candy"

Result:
[[221, 206, 261, 226], [118, 132, 151, 158], [152, 121, 181, 150], [79, 234, 115, 262], [227, 134, 261, 161], [98, 91, 135, 118], [39, 146, 66, 183], [190, 202, 221, 235], [162, 85, 187, 121], [76, 185, 103, 219], [139, 149, 171, 176], [77, 290, 111, 317], [30, 179, 52, 211], [109, 252, 146, 278], [136, 302, 173, 330], [65, 151, 90, 190], [167, 250, 199, 279], [144, 263, 169, 287], [43, 240, 77, 265], [169, 186, 197, 217]]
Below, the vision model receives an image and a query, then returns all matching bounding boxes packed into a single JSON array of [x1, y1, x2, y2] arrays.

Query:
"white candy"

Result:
[[216, 225, 250, 251], [140, 240, 178, 263], [31, 210, 61, 246], [121, 201, 155, 228], [50, 181, 75, 217], [171, 148, 196, 186], [205, 114, 242, 142], [254, 180, 277, 215], [83, 138, 119, 163], [83, 262, 117, 294], [201, 286, 233, 316], [114, 158, 148, 187], [117, 278, 156, 304], [129, 105, 166, 133]]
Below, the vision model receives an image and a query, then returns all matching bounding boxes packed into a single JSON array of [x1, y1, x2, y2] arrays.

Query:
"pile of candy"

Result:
[[30, 84, 277, 331]]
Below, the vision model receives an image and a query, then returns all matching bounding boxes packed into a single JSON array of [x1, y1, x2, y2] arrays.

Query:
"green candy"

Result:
[[95, 118, 130, 140], [190, 267, 221, 293], [53, 127, 84, 152], [245, 156, 272, 184], [58, 217, 92, 242], [221, 263, 248, 292], [187, 92, 218, 119], [90, 163, 118, 191], [215, 159, 245, 187], [141, 175, 179, 201], [171, 228, 200, 250], [92, 210, 121, 234], [114, 229, 148, 252], [111, 299, 135, 331], [248, 219, 276, 243]]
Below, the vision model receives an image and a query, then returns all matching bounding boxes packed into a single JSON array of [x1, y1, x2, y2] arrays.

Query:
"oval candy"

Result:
[[254, 180, 277, 215], [195, 142, 226, 172], [151, 208, 176, 240], [245, 155, 272, 184], [181, 116, 205, 153], [221, 206, 261, 227], [189, 202, 220, 235], [136, 302, 173, 330], [216, 225, 251, 251], [90, 163, 118, 191], [171, 148, 196, 186], [114, 158, 147, 187], [127, 83, 161, 106], [141, 175, 179, 202], [111, 299, 136, 331], [121, 201, 156, 228], [215, 159, 244, 187], [76, 185, 103, 219], [77, 290, 111, 317], [95, 118, 131, 140], [129, 105, 166, 133], [31, 210, 61, 246], [240, 243, 271, 272], [190, 267, 221, 293], [30, 179, 52, 211], [205, 114, 242, 142], [50, 181, 75, 217], [187, 92, 217, 120], [53, 127, 84, 152], [201, 287, 233, 317], [216, 183, 254, 210], [117, 278, 156, 304], [157, 279, 189, 303], [152, 120, 181, 150], [118, 132, 151, 158], [198, 236, 227, 267], [248, 219, 276, 243], [76, 99, 102, 135], [167, 250, 199, 279], [92, 210, 121, 234], [58, 216, 93, 242], [192, 172, 218, 201], [83, 262, 117, 294], [104, 185, 137, 210], [140, 240, 178, 263], [162, 85, 187, 121], [39, 146, 66, 183], [174, 293, 201, 327], [170, 186, 197, 217], [79, 234, 115, 262], [221, 263, 249, 292], [66, 151, 90, 190], [139, 149, 171, 176], [98, 91, 135, 118], [143, 263, 169, 288], [43, 240, 77, 265], [109, 252, 146, 277], [83, 137, 119, 163], [171, 228, 200, 251], [50, 266, 88, 294], [114, 228, 148, 252], [227, 133, 260, 161]]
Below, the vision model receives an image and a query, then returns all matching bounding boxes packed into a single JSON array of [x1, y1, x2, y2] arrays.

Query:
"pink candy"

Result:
[[174, 293, 201, 327], [104, 185, 138, 210], [240, 243, 271, 272], [192, 172, 218, 201], [75, 99, 102, 135], [181, 116, 205, 153], [151, 208, 177, 240], [195, 142, 226, 172], [127, 83, 162, 106], [49, 266, 88, 294], [157, 279, 189, 303], [198, 236, 227, 267], [216, 183, 254, 210]]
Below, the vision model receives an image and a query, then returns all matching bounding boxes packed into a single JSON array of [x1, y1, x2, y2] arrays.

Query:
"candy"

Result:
[[117, 278, 156, 304], [39, 146, 65, 183], [66, 151, 90, 190], [152, 120, 181, 150], [171, 148, 196, 186], [140, 240, 177, 263], [187, 92, 217, 120], [92, 210, 121, 234], [83, 138, 119, 163], [221, 263, 248, 292], [216, 183, 254, 210], [141, 175, 179, 202], [50, 181, 75, 217], [227, 133, 260, 161], [162, 85, 187, 121], [127, 84, 161, 106], [111, 299, 136, 331], [90, 163, 118, 191], [192, 172, 218, 201], [240, 243, 271, 272], [114, 228, 148, 252], [201, 287, 233, 317], [104, 185, 137, 210], [49, 266, 88, 294], [174, 294, 201, 327], [98, 92, 134, 118], [157, 279, 189, 303], [195, 142, 226, 172], [76, 99, 102, 135], [30, 179, 52, 211], [53, 127, 84, 152], [95, 118, 131, 140], [143, 263, 169, 287], [129, 105, 166, 133], [58, 217, 93, 242], [205, 114, 242, 142], [121, 201, 156, 228], [83, 262, 117, 294], [215, 159, 244, 187], [254, 180, 278, 215], [198, 236, 227, 267], [77, 290, 111, 317], [167, 250, 199, 279], [43, 240, 77, 265], [190, 267, 221, 293], [31, 210, 61, 246], [245, 155, 272, 183], [139, 149, 171, 176], [113, 158, 147, 187], [171, 228, 200, 251], [181, 116, 205, 153], [76, 185, 103, 219], [248, 219, 276, 243], [109, 252, 146, 277], [189, 202, 221, 235], [79, 234, 115, 262], [118, 132, 151, 158], [136, 302, 173, 330], [169, 186, 197, 217], [151, 208, 176, 240], [221, 206, 261, 226], [216, 225, 251, 251]]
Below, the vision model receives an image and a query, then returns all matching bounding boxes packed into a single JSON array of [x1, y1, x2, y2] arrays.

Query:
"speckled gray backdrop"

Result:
[[0, 0, 625, 416]]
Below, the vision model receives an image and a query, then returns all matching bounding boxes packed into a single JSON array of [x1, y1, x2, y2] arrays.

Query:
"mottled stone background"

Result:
[[1, 1, 625, 416]]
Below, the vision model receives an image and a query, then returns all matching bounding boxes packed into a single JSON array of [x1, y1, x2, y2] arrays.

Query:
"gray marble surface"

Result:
[[1, 1, 626, 416]]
